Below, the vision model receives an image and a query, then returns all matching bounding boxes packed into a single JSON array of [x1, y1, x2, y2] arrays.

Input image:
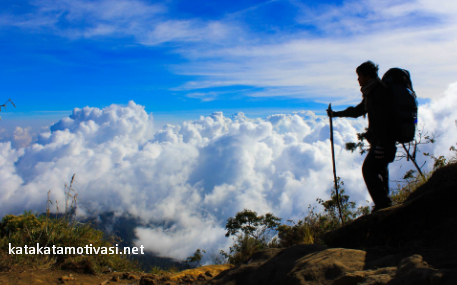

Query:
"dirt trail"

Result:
[[0, 267, 138, 285], [0, 264, 233, 285]]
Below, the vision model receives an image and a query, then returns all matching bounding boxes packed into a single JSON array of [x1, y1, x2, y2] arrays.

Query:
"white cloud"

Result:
[[37, 0, 166, 25], [170, 0, 457, 102], [13, 127, 34, 149], [292, 0, 457, 35], [2, 0, 456, 102], [1, 83, 456, 260], [174, 24, 457, 102], [141, 20, 233, 46], [414, 82, 457, 156], [1, 0, 237, 45], [0, 127, 36, 150]]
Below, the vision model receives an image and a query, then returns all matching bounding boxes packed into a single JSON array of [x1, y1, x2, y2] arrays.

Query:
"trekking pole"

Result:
[[327, 104, 345, 225], [401, 143, 425, 179]]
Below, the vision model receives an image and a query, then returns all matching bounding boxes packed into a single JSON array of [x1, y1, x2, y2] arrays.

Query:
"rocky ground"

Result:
[[207, 245, 456, 285], [0, 264, 233, 284]]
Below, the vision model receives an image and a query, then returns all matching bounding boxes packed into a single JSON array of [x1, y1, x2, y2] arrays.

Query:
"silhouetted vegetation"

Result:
[[224, 209, 281, 265], [223, 178, 370, 265]]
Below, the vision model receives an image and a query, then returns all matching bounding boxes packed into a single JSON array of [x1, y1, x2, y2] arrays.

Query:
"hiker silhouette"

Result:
[[328, 61, 395, 212]]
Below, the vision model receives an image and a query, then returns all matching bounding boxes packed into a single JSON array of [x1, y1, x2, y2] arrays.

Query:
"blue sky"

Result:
[[1, 0, 457, 130]]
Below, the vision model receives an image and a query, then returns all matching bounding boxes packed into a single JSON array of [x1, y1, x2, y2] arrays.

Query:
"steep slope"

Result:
[[207, 163, 457, 285], [323, 163, 457, 269]]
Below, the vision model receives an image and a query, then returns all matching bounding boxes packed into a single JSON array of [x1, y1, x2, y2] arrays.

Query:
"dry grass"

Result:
[[390, 171, 431, 205]]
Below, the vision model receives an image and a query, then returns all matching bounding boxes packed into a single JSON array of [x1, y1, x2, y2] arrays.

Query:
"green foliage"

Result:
[[225, 209, 281, 241], [224, 210, 281, 265], [317, 177, 370, 225], [0, 176, 141, 273], [224, 185, 370, 265], [149, 265, 166, 275], [277, 220, 314, 247], [391, 177, 426, 205], [424, 143, 457, 170], [184, 249, 206, 268], [392, 142, 457, 205], [186, 248, 229, 266], [149, 265, 180, 275], [227, 235, 267, 266], [208, 249, 229, 265], [345, 130, 369, 155], [290, 179, 370, 245], [402, 169, 416, 180], [0, 211, 140, 273]]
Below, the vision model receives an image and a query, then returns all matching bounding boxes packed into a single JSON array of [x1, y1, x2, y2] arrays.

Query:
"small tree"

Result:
[[209, 249, 229, 265], [225, 209, 281, 242], [184, 249, 206, 268], [225, 210, 281, 265], [276, 179, 370, 246], [317, 177, 370, 225]]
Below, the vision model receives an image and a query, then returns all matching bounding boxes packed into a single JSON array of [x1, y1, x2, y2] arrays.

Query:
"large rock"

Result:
[[208, 246, 457, 285], [207, 244, 356, 285], [323, 163, 457, 269]]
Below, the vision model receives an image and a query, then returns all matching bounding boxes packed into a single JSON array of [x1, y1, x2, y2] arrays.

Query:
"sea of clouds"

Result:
[[1, 83, 456, 260]]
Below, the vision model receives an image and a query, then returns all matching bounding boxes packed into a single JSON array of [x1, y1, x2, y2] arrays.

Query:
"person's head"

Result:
[[356, 61, 379, 87]]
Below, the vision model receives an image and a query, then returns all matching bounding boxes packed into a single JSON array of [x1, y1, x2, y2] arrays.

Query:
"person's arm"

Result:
[[332, 99, 367, 118]]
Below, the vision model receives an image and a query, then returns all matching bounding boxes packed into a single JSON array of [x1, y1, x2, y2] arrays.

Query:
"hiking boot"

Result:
[[371, 202, 392, 213]]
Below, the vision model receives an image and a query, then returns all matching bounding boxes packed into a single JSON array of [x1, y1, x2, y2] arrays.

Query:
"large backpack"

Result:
[[381, 68, 418, 143]]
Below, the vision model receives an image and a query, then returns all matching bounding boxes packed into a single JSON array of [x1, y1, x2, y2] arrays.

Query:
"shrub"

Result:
[[224, 210, 281, 265], [227, 235, 266, 265], [277, 220, 314, 247], [184, 249, 206, 268]]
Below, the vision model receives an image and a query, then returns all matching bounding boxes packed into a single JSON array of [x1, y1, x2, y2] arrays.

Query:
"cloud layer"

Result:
[[1, 83, 456, 260]]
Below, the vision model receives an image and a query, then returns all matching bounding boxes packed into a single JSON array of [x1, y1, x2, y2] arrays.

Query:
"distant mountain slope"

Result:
[[83, 212, 184, 271]]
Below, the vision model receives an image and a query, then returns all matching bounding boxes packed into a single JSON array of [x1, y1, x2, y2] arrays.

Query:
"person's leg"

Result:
[[362, 149, 392, 209], [383, 144, 397, 198], [381, 165, 389, 196]]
